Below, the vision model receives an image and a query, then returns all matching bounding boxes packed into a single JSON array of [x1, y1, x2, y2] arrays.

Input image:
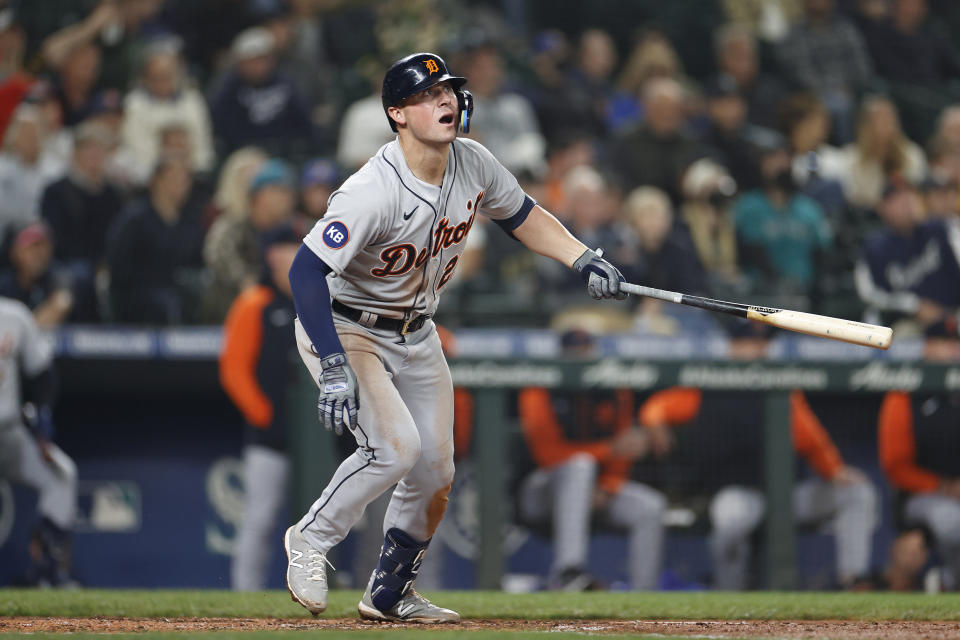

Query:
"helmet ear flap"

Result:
[[457, 89, 474, 134]]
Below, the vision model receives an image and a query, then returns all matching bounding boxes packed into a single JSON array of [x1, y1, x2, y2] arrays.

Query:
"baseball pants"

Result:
[[709, 474, 877, 589], [904, 493, 960, 590], [232, 444, 290, 590], [0, 423, 77, 530], [294, 318, 455, 560], [518, 452, 667, 589]]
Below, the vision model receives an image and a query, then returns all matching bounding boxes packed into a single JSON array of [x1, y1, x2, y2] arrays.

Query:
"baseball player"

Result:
[[283, 52, 627, 622], [0, 296, 77, 586]]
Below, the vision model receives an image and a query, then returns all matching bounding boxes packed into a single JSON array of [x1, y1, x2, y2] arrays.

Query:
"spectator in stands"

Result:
[[854, 181, 960, 335], [516, 328, 666, 590], [336, 60, 394, 172], [208, 27, 313, 158], [0, 8, 32, 141], [734, 139, 833, 297], [23, 80, 72, 186], [777, 0, 875, 144], [639, 332, 878, 590], [541, 129, 595, 215], [723, 0, 802, 44], [299, 157, 338, 223], [203, 146, 267, 229], [610, 77, 700, 203], [203, 159, 295, 322], [926, 105, 960, 185], [106, 154, 205, 324], [861, 0, 960, 84], [841, 96, 927, 211], [122, 39, 215, 186], [697, 74, 778, 192], [459, 42, 546, 176], [46, 40, 101, 128], [920, 173, 958, 220], [0, 222, 73, 328], [779, 93, 847, 217], [220, 225, 300, 591], [712, 24, 788, 130], [879, 391, 960, 591], [40, 121, 122, 323], [560, 28, 619, 139], [679, 159, 743, 292], [612, 29, 689, 134], [0, 106, 48, 243]]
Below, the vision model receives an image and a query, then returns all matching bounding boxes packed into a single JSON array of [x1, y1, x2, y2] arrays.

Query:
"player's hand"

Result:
[[573, 248, 627, 300], [832, 466, 868, 487], [317, 352, 359, 435], [610, 427, 648, 460]]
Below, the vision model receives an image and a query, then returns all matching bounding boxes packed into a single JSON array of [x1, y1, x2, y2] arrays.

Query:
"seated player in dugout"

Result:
[[879, 390, 960, 591], [283, 52, 630, 623], [219, 225, 302, 591], [638, 323, 878, 590], [516, 328, 666, 591]]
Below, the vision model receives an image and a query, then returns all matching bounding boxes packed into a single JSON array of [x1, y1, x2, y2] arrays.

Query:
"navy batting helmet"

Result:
[[381, 52, 473, 133]]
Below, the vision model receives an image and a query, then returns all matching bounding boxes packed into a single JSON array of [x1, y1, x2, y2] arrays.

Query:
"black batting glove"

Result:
[[573, 248, 628, 300], [317, 352, 359, 435]]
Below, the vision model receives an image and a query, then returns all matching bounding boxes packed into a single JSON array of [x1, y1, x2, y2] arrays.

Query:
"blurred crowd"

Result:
[[0, 0, 957, 343]]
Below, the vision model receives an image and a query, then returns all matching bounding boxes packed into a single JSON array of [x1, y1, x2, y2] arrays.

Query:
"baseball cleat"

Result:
[[358, 585, 460, 623], [284, 526, 333, 616]]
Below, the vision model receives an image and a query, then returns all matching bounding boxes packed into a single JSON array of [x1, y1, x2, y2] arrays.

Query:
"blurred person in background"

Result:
[[925, 104, 960, 185], [40, 121, 122, 323], [920, 173, 958, 220], [723, 0, 802, 44], [0, 106, 49, 244], [202, 145, 267, 228], [734, 138, 833, 298], [122, 38, 214, 186], [712, 24, 788, 131], [298, 157, 338, 223], [611, 29, 690, 135], [879, 391, 960, 591], [0, 296, 77, 587], [336, 60, 394, 172], [679, 159, 743, 292], [777, 0, 875, 144], [560, 28, 618, 139], [779, 93, 847, 217], [0, 222, 73, 328], [220, 225, 301, 591], [203, 158, 294, 322], [840, 96, 926, 211], [540, 129, 595, 215], [0, 7, 32, 141], [45, 40, 101, 128], [622, 186, 707, 334], [22, 80, 72, 186], [639, 329, 878, 590], [516, 328, 666, 591], [106, 153, 204, 324], [208, 26, 313, 159], [609, 77, 701, 204], [854, 181, 960, 336], [458, 42, 546, 177]]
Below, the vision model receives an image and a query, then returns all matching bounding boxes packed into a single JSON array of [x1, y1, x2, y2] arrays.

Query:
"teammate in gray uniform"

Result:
[[0, 297, 77, 586], [283, 52, 627, 622]]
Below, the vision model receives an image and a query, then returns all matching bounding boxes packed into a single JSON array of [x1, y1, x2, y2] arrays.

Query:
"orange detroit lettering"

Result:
[[425, 59, 440, 74]]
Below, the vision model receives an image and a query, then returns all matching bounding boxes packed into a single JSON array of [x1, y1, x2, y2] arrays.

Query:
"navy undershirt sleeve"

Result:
[[288, 244, 344, 360], [493, 195, 535, 240]]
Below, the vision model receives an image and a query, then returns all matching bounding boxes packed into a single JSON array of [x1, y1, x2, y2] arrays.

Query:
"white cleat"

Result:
[[284, 526, 333, 616], [358, 584, 460, 624]]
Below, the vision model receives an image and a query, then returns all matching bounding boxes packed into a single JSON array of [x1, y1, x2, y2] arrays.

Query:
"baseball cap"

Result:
[[301, 158, 338, 188], [12, 222, 51, 250], [249, 159, 294, 194], [231, 27, 275, 61]]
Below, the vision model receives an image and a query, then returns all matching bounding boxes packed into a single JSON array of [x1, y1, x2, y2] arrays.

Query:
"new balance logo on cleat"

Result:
[[358, 583, 460, 624], [284, 526, 333, 616]]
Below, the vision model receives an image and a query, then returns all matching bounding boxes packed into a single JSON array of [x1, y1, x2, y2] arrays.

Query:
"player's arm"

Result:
[[512, 205, 627, 300], [219, 289, 274, 428], [288, 244, 358, 435], [790, 390, 844, 481], [878, 391, 942, 493]]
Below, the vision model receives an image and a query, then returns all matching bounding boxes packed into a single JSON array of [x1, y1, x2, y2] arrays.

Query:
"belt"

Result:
[[332, 299, 429, 335]]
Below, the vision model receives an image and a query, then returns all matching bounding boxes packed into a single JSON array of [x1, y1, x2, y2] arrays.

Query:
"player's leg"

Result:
[[605, 481, 667, 590], [793, 474, 877, 587], [358, 325, 459, 622], [709, 486, 765, 590], [905, 494, 960, 590], [232, 444, 290, 590], [544, 452, 598, 589], [288, 321, 422, 613], [0, 424, 77, 586]]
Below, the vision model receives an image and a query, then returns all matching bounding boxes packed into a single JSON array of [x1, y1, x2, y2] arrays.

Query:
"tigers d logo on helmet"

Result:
[[425, 59, 440, 74]]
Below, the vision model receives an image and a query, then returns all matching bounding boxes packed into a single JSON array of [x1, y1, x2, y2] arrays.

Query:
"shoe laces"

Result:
[[306, 550, 334, 583]]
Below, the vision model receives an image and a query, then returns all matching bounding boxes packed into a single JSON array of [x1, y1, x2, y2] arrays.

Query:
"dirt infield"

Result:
[[2, 617, 959, 638]]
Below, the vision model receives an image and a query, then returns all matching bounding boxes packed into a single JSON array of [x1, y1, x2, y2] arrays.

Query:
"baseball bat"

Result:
[[620, 282, 892, 350]]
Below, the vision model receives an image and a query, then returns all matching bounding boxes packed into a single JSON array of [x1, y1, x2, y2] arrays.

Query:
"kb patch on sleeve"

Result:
[[322, 221, 349, 249]]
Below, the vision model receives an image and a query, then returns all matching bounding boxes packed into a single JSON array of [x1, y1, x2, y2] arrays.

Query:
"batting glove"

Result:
[[317, 353, 359, 435], [573, 248, 628, 300]]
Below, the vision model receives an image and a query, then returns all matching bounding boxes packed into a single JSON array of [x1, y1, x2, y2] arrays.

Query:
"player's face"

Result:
[[398, 81, 459, 144]]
